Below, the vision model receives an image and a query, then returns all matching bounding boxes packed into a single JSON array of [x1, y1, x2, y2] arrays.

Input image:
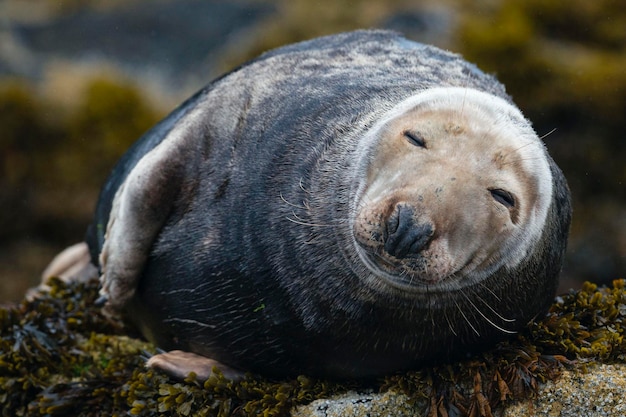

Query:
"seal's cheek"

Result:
[[353, 207, 385, 251], [436, 196, 520, 276]]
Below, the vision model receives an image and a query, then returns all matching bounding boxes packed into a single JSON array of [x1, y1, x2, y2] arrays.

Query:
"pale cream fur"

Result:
[[352, 87, 553, 293]]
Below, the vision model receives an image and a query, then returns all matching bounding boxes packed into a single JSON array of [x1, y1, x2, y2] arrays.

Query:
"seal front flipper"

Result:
[[146, 350, 244, 381], [98, 128, 197, 313]]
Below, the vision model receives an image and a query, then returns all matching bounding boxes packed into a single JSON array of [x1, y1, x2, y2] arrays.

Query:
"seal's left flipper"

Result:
[[99, 131, 194, 313], [41, 242, 98, 284], [28, 242, 98, 300], [146, 350, 244, 381]]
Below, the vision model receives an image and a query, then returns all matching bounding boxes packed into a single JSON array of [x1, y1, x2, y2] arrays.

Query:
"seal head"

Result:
[[351, 87, 553, 296]]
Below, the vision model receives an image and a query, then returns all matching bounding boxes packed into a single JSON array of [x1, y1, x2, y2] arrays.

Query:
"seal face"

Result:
[[351, 88, 553, 293], [82, 30, 572, 379]]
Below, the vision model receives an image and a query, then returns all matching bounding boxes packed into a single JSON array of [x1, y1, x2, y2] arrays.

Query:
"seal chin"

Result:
[[352, 201, 459, 291], [353, 242, 458, 293]]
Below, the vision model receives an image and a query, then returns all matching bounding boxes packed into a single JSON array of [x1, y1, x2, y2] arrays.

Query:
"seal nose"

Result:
[[384, 204, 433, 259]]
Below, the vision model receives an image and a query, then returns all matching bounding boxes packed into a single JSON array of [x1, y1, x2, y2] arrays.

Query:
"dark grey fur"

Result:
[[86, 30, 571, 378]]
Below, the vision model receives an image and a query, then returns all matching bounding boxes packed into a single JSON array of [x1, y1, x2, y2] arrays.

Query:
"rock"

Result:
[[2, 0, 273, 94], [293, 364, 626, 417], [292, 390, 419, 417], [502, 363, 626, 417]]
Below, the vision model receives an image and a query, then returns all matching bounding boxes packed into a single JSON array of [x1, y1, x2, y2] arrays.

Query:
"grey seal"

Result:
[[67, 30, 571, 379]]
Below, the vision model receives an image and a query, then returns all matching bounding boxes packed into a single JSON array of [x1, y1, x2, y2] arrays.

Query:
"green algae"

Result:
[[1, 278, 626, 416]]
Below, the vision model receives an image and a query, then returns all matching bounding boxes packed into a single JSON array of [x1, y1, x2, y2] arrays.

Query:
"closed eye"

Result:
[[404, 131, 427, 148], [489, 188, 515, 208]]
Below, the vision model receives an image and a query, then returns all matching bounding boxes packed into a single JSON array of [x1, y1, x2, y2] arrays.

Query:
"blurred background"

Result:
[[0, 0, 624, 302]]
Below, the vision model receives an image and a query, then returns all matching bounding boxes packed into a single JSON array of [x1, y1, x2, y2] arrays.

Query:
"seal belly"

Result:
[[127, 190, 305, 375]]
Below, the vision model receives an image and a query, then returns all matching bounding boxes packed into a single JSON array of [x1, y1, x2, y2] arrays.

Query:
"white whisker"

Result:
[[280, 192, 306, 209], [454, 299, 480, 336], [500, 156, 544, 167], [460, 291, 517, 334], [539, 128, 557, 140], [285, 216, 335, 228], [299, 177, 311, 193], [477, 281, 502, 302], [444, 311, 458, 337]]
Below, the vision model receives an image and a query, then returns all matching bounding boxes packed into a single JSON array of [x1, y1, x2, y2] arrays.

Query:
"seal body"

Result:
[[86, 30, 571, 378]]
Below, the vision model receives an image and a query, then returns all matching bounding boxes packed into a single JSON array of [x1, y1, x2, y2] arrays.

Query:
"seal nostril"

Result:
[[385, 206, 401, 237], [384, 205, 433, 259], [407, 223, 434, 254]]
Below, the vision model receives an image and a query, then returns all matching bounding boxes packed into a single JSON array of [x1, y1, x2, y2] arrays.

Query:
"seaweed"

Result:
[[1, 278, 625, 416]]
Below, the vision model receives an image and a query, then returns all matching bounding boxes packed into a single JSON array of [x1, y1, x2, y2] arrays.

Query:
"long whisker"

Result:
[[478, 298, 517, 323], [539, 127, 557, 140], [511, 141, 536, 153], [444, 310, 458, 337], [499, 156, 544, 167], [280, 192, 306, 209], [299, 177, 311, 194], [285, 215, 338, 228], [454, 299, 480, 336], [476, 281, 503, 302], [460, 291, 517, 334]]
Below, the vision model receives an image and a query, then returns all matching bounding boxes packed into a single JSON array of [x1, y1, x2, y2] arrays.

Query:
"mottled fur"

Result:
[[86, 31, 571, 378]]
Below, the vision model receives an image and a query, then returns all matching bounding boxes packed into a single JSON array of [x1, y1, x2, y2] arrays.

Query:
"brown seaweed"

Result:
[[2, 278, 625, 416]]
